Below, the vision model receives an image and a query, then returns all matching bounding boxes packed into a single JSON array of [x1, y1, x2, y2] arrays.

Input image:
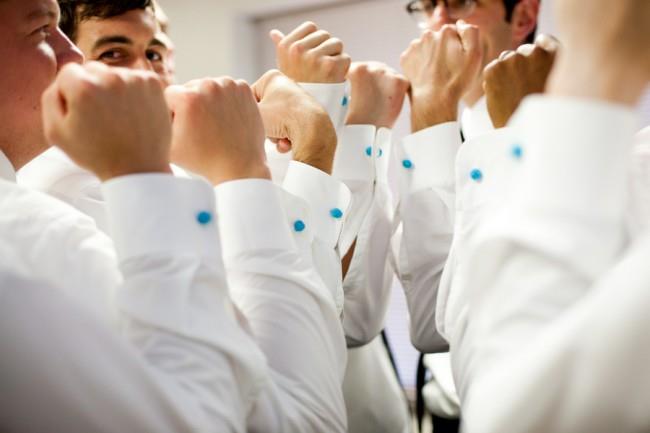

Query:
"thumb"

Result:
[[269, 29, 285, 46]]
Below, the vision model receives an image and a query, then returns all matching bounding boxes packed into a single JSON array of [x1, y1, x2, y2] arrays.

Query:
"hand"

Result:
[[484, 35, 558, 128], [345, 62, 410, 129], [549, 0, 650, 105], [270, 21, 352, 84], [400, 21, 483, 132], [252, 70, 337, 174], [42, 62, 172, 181], [164, 77, 270, 185]]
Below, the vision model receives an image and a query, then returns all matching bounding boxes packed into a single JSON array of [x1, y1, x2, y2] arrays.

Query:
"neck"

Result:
[[0, 141, 39, 172]]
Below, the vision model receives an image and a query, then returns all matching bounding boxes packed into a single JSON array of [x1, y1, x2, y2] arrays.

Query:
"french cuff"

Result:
[[103, 174, 221, 261], [283, 161, 352, 249], [299, 82, 348, 128], [215, 179, 296, 259], [456, 127, 521, 212], [376, 127, 393, 185], [397, 122, 462, 196], [333, 124, 377, 183], [279, 188, 314, 253], [510, 95, 637, 222]]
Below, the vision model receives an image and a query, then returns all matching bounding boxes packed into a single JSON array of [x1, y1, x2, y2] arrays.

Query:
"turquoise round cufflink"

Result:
[[294, 220, 306, 232], [511, 144, 523, 160], [470, 169, 483, 182], [330, 208, 344, 219], [365, 146, 373, 157], [402, 159, 414, 169], [342, 96, 349, 107], [197, 211, 213, 225]]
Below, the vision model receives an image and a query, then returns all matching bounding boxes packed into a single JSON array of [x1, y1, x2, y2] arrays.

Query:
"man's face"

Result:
[[0, 0, 82, 169], [74, 8, 173, 86]]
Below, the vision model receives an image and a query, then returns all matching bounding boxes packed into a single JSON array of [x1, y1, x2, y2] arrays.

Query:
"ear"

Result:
[[510, 0, 540, 46]]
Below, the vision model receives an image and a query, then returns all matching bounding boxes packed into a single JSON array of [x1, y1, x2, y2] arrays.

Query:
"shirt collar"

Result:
[[461, 96, 495, 141], [0, 150, 16, 182]]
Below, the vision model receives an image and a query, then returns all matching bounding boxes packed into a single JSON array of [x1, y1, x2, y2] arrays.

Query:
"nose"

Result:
[[132, 56, 156, 72], [52, 28, 84, 70]]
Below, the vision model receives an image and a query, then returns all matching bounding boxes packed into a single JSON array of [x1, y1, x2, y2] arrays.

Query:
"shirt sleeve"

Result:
[[0, 270, 252, 433], [334, 125, 395, 346], [453, 96, 642, 433], [103, 174, 269, 432], [282, 161, 352, 314], [215, 179, 348, 433], [392, 122, 462, 352], [1, 173, 275, 432]]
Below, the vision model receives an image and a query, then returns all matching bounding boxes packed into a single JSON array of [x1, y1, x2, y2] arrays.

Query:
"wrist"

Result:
[[293, 114, 337, 174], [98, 161, 173, 182], [410, 90, 459, 132], [208, 162, 271, 186]]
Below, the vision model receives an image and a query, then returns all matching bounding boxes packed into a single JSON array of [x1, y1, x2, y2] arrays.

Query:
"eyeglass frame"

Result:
[[405, 0, 478, 22]]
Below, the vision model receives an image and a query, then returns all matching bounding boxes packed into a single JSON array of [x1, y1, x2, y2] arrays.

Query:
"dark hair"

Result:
[[503, 0, 538, 44], [58, 0, 154, 42]]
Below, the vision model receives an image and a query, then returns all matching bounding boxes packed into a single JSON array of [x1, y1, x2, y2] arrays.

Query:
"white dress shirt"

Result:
[[1, 151, 267, 431], [4, 149, 348, 432], [453, 96, 649, 433]]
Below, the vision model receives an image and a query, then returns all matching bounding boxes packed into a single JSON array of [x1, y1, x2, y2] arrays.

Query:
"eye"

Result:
[[32, 24, 52, 40], [146, 50, 163, 62], [98, 49, 127, 62]]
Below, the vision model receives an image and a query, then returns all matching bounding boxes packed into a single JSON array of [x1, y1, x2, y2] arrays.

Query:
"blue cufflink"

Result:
[[470, 169, 483, 182], [365, 146, 373, 157], [196, 211, 213, 225], [511, 144, 523, 160], [330, 208, 344, 219], [402, 159, 414, 169], [293, 220, 306, 232], [342, 96, 349, 107], [378, 148, 384, 158]]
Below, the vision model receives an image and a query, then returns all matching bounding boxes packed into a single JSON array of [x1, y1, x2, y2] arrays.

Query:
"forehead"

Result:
[[0, 0, 59, 27], [76, 8, 158, 44]]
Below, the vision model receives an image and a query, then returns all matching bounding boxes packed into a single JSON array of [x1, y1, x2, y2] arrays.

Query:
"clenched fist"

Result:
[[165, 77, 270, 185], [400, 21, 483, 132], [253, 70, 337, 174], [42, 62, 172, 181], [345, 62, 410, 129], [484, 35, 558, 128], [270, 21, 351, 84]]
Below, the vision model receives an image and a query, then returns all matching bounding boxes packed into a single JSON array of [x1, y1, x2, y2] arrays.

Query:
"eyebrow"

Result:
[[92, 35, 133, 50], [149, 37, 167, 49], [27, 8, 58, 22]]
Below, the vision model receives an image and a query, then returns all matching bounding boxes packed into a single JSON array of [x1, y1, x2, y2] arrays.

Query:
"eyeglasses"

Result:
[[405, 0, 477, 29]]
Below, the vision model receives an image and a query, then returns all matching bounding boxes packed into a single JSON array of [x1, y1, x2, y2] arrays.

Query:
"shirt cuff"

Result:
[[103, 174, 221, 261], [299, 82, 348, 129], [283, 161, 352, 249], [510, 95, 637, 222], [397, 122, 462, 196], [376, 127, 393, 185], [456, 127, 521, 212], [333, 124, 377, 183], [279, 188, 315, 254], [215, 179, 296, 259]]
